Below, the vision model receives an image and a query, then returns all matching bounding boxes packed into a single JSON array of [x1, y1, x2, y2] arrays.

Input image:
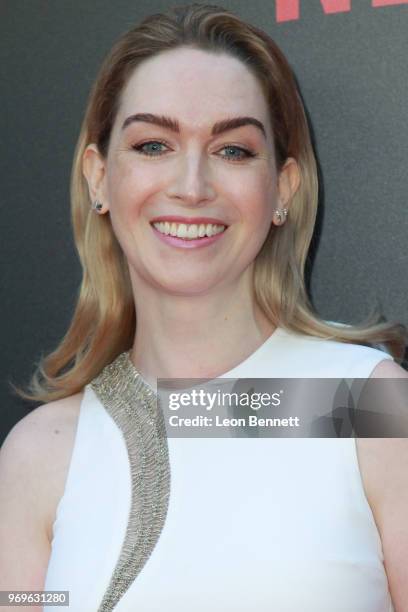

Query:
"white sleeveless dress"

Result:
[[44, 326, 396, 611]]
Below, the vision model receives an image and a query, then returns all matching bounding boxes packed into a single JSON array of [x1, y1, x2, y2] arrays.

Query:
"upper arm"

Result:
[[359, 437, 408, 612], [0, 394, 82, 608], [0, 413, 52, 602], [362, 359, 408, 611]]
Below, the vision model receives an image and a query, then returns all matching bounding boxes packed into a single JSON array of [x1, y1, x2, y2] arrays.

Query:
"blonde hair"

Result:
[[14, 3, 407, 403]]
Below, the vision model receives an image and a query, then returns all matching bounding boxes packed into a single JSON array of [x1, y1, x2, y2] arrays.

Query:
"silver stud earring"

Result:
[[92, 200, 104, 213], [274, 208, 288, 225]]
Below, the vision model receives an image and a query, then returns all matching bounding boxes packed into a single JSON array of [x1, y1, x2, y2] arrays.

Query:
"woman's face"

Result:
[[88, 47, 292, 297]]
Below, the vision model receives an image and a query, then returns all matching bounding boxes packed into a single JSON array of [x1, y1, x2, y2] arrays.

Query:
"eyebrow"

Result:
[[121, 113, 267, 140]]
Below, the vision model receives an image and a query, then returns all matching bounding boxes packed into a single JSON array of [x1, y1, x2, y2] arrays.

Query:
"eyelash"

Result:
[[131, 140, 257, 162]]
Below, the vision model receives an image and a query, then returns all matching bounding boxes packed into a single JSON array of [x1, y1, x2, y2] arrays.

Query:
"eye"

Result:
[[218, 144, 256, 162], [131, 140, 169, 157]]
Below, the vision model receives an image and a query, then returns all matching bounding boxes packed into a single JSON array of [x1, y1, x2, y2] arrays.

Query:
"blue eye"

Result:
[[219, 145, 255, 161], [131, 140, 256, 162], [132, 140, 168, 156]]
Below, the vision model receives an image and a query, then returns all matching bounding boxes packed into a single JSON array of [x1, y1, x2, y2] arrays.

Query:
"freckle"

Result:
[[54, 429, 60, 435]]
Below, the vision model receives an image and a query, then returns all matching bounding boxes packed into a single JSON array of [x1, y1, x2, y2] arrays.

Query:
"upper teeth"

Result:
[[152, 221, 226, 239]]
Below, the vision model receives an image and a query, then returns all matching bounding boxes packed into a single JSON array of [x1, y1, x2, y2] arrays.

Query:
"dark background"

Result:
[[1, 0, 407, 442]]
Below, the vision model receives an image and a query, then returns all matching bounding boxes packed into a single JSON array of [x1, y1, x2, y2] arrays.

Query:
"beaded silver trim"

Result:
[[90, 350, 170, 612]]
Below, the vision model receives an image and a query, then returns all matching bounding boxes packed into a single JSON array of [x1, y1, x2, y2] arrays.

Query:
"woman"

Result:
[[1, 3, 407, 611]]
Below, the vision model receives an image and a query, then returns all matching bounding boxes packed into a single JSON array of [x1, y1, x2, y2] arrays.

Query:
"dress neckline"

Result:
[[125, 326, 286, 392], [218, 325, 285, 379]]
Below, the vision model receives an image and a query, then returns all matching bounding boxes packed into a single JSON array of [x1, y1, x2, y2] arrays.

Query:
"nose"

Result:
[[165, 149, 216, 207]]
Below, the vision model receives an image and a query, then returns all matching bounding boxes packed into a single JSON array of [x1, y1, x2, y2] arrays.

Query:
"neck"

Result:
[[129, 270, 276, 388]]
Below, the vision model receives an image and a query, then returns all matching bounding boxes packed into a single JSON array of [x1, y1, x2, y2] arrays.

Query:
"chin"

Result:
[[152, 273, 224, 297]]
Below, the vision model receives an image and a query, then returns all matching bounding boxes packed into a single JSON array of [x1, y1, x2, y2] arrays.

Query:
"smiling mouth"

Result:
[[151, 221, 227, 240]]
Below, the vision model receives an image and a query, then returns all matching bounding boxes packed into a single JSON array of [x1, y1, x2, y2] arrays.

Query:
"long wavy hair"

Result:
[[15, 2, 407, 403]]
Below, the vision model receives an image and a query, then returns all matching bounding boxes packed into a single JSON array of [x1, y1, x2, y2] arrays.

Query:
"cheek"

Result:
[[235, 175, 275, 226], [106, 160, 159, 218]]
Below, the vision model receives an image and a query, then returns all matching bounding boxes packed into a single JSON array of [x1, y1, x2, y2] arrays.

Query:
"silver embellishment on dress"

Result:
[[90, 351, 170, 612]]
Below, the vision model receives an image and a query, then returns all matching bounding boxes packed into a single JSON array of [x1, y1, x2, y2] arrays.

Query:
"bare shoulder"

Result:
[[0, 391, 84, 591], [369, 357, 408, 379], [0, 391, 84, 544]]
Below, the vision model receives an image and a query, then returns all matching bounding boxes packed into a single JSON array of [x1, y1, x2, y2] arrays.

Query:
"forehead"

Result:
[[116, 47, 271, 135]]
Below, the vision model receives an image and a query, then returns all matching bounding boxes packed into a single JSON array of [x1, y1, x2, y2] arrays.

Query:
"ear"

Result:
[[277, 157, 300, 210], [82, 144, 109, 214]]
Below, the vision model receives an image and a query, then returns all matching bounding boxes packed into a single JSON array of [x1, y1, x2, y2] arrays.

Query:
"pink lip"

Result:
[[151, 224, 227, 249], [150, 215, 228, 226]]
